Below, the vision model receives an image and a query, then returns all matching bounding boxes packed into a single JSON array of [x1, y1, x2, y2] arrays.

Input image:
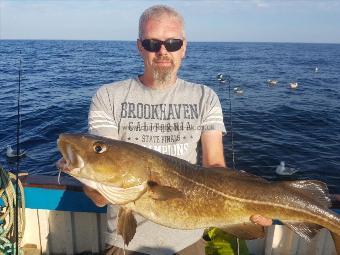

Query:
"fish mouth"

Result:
[[57, 138, 85, 175]]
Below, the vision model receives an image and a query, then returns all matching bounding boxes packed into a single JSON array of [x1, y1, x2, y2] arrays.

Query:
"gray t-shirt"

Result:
[[88, 77, 226, 254]]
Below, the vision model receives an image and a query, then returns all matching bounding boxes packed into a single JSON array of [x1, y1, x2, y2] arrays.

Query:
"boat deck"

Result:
[[19, 175, 339, 255]]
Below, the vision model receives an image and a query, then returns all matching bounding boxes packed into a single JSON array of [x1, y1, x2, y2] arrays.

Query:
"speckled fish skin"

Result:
[[57, 133, 340, 238]]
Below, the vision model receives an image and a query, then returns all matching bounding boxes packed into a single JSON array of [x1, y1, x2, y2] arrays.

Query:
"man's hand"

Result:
[[83, 185, 109, 207], [250, 215, 273, 226]]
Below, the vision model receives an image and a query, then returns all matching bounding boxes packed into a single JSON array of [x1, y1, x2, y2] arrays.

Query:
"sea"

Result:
[[0, 40, 339, 194]]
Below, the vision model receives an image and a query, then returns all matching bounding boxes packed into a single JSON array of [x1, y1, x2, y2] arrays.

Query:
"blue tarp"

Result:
[[24, 186, 106, 213]]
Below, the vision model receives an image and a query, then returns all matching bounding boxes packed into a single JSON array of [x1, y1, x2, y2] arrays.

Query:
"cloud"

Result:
[[253, 0, 269, 8]]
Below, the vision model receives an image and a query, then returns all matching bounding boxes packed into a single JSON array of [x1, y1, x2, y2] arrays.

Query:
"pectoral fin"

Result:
[[221, 222, 265, 240], [147, 181, 184, 200], [117, 207, 137, 246]]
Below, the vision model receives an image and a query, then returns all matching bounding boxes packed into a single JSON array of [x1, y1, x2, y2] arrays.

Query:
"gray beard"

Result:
[[152, 67, 173, 86]]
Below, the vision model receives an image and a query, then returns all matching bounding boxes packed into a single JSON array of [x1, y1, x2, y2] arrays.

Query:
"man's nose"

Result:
[[157, 44, 168, 55]]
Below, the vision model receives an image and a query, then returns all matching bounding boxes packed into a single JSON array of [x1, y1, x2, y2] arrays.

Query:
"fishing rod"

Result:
[[224, 75, 236, 170], [218, 74, 236, 169], [224, 74, 240, 255], [218, 74, 240, 255], [14, 52, 22, 255]]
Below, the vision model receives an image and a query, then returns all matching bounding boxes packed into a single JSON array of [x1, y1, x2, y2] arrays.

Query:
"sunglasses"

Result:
[[141, 39, 183, 52]]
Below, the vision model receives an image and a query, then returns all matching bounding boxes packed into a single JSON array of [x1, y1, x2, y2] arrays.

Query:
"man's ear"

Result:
[[181, 40, 187, 59], [137, 39, 143, 56]]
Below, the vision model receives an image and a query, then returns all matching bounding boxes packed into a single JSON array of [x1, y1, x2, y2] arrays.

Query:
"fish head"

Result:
[[57, 133, 150, 188]]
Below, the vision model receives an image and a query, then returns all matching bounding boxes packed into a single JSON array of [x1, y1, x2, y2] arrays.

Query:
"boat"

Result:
[[15, 174, 339, 254]]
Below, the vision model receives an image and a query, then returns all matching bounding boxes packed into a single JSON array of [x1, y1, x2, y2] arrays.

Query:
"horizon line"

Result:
[[1, 38, 340, 45]]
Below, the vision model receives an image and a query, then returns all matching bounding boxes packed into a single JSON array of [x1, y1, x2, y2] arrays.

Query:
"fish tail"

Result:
[[331, 232, 340, 255], [318, 209, 340, 236]]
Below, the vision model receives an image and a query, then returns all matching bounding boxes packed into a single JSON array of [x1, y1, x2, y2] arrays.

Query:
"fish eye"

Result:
[[93, 142, 107, 154]]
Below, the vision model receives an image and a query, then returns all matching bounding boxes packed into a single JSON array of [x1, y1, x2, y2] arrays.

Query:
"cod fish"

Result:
[[57, 133, 340, 251]]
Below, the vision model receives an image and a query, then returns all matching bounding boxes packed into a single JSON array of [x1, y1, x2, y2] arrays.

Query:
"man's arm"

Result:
[[201, 130, 272, 227], [201, 130, 225, 167]]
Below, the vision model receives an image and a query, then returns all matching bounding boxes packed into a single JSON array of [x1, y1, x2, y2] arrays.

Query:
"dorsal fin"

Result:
[[283, 180, 331, 208], [209, 168, 270, 183], [237, 169, 270, 183]]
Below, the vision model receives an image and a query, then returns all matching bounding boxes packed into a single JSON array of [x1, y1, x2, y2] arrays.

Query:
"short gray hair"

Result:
[[138, 5, 185, 40]]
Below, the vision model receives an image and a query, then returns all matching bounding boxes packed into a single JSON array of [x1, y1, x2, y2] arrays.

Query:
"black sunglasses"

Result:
[[141, 39, 183, 52]]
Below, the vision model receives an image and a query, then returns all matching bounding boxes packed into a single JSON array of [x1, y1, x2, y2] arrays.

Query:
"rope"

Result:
[[0, 165, 25, 255]]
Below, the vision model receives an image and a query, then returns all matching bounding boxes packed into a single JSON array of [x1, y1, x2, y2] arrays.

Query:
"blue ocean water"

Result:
[[0, 40, 339, 193]]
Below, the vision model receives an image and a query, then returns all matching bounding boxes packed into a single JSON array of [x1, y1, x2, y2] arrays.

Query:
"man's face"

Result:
[[137, 15, 187, 84]]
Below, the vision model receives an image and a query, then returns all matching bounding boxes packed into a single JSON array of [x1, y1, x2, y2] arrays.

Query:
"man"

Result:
[[59, 5, 271, 255]]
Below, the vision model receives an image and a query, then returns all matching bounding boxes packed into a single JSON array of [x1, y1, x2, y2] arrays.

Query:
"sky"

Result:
[[0, 0, 340, 43]]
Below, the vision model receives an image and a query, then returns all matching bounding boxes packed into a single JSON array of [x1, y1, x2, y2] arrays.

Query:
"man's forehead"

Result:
[[144, 15, 182, 27], [142, 16, 183, 38]]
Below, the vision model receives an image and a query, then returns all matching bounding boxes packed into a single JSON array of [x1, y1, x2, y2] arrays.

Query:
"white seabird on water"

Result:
[[275, 161, 299, 175], [217, 73, 224, 81], [6, 145, 26, 158], [217, 74, 227, 83], [289, 82, 298, 89], [315, 67, 319, 73], [233, 87, 244, 95], [267, 79, 278, 86]]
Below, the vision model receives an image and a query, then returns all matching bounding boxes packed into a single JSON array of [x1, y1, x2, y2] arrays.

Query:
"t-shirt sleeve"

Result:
[[88, 86, 119, 139], [201, 87, 226, 134]]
